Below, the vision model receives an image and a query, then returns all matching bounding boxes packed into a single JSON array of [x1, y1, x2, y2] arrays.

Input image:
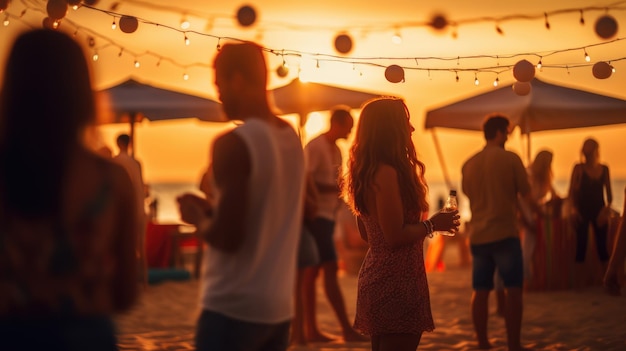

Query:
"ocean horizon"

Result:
[[148, 179, 626, 224]]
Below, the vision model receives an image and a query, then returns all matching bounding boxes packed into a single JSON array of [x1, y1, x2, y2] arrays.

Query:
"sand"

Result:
[[115, 260, 626, 351]]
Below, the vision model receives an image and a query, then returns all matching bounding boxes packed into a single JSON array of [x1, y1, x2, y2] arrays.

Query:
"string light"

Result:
[[579, 10, 585, 25], [184, 33, 190, 46], [7, 2, 625, 83], [391, 28, 402, 44], [183, 72, 189, 80], [3, 14, 9, 26], [180, 14, 190, 29], [495, 23, 504, 35], [111, 16, 117, 30], [92, 50, 99, 61], [474, 73, 480, 86], [455, 71, 459, 82], [493, 76, 499, 87], [134, 59, 140, 68]]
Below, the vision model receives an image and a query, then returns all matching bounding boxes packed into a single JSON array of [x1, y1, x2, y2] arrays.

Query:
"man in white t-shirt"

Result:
[[302, 108, 367, 342], [113, 133, 147, 285], [177, 42, 305, 351]]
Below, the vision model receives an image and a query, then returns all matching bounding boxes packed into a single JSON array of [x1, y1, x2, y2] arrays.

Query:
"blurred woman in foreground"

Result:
[[0, 29, 138, 350]]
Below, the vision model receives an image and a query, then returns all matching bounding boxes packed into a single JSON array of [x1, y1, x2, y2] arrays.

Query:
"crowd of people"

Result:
[[1, 28, 625, 351]]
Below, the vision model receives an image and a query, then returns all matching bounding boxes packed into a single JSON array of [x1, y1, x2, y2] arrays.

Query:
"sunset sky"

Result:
[[2, 0, 626, 187]]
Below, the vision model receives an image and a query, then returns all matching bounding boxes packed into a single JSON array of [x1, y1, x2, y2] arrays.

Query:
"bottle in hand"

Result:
[[438, 190, 457, 236]]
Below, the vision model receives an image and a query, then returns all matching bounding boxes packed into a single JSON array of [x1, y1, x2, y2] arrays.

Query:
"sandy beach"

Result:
[[115, 251, 626, 351]]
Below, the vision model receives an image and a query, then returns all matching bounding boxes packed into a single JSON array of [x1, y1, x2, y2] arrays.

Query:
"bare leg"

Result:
[[504, 287, 525, 351], [320, 260, 368, 342], [574, 262, 587, 289], [471, 290, 492, 349], [496, 289, 506, 317], [378, 333, 422, 351], [290, 268, 307, 345], [303, 266, 337, 342]]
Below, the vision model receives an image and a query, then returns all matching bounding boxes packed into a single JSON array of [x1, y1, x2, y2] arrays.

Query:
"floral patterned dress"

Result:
[[353, 211, 434, 336]]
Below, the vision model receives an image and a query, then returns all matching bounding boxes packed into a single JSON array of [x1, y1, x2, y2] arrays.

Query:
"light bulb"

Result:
[[92, 52, 99, 61], [474, 75, 479, 86], [183, 72, 189, 80], [391, 31, 402, 44], [134, 60, 140, 68], [184, 35, 190, 46], [3, 15, 9, 26], [584, 49, 591, 62], [536, 59, 543, 69], [493, 77, 499, 87], [180, 18, 190, 30], [112, 18, 117, 30]]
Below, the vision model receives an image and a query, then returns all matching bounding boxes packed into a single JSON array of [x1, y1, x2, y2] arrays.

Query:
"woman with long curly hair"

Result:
[[342, 97, 459, 351]]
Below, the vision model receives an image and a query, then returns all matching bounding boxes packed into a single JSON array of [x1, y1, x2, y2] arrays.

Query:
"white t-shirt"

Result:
[[200, 118, 305, 324], [305, 135, 342, 220]]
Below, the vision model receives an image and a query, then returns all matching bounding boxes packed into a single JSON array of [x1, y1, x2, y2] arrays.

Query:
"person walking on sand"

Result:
[[177, 42, 305, 351], [568, 138, 613, 288], [343, 97, 459, 351], [462, 114, 538, 351], [603, 185, 626, 296], [113, 133, 147, 285], [302, 107, 367, 342], [0, 29, 139, 351]]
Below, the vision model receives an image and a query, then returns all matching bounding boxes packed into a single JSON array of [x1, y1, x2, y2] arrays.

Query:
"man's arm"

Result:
[[203, 132, 251, 252]]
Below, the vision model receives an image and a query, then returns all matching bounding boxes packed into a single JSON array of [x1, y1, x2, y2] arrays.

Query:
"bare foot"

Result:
[[604, 276, 621, 296], [343, 329, 369, 342], [306, 331, 339, 343], [477, 341, 492, 349]]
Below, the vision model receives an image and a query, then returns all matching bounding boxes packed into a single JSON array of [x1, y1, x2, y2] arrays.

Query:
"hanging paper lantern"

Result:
[[42, 17, 58, 30], [385, 65, 405, 83], [0, 0, 9, 12], [46, 0, 67, 20], [430, 14, 448, 30], [236, 5, 257, 27], [513, 59, 535, 82], [119, 16, 139, 33], [592, 61, 613, 79], [512, 81, 531, 96], [334, 33, 353, 54], [276, 64, 289, 78], [595, 15, 618, 39]]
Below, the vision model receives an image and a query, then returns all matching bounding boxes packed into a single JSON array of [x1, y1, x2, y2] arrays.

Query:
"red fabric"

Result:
[[145, 222, 178, 268]]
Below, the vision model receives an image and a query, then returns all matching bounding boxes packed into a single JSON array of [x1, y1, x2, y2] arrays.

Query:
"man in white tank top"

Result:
[[177, 42, 305, 351]]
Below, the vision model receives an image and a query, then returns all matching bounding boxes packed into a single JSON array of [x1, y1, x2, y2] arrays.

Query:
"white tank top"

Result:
[[200, 118, 305, 324]]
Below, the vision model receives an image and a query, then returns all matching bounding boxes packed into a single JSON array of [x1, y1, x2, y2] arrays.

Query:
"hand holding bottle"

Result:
[[433, 190, 460, 236]]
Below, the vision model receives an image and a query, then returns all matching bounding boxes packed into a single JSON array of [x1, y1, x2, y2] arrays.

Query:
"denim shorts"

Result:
[[470, 237, 523, 290], [195, 310, 291, 351], [297, 226, 320, 269], [306, 217, 338, 263]]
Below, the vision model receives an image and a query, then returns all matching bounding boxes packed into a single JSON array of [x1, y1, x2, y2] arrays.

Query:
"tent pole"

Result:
[[129, 112, 136, 158], [526, 133, 531, 165], [431, 129, 453, 191]]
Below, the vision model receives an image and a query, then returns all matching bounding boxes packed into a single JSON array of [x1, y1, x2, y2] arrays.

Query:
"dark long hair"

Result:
[[343, 97, 429, 216], [0, 29, 95, 218]]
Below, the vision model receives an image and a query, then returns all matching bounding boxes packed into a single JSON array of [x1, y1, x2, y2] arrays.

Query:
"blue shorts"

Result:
[[297, 226, 320, 268], [470, 237, 523, 290], [306, 217, 338, 263], [195, 310, 291, 351]]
